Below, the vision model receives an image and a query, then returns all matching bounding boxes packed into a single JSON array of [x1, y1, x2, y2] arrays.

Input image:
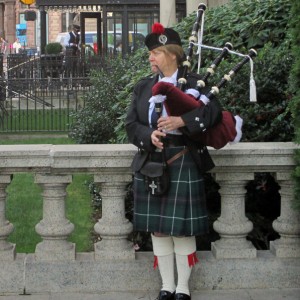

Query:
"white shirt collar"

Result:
[[159, 70, 178, 85]]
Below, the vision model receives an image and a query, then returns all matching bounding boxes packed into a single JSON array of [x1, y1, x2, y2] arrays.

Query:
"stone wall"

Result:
[[0, 142, 299, 294]]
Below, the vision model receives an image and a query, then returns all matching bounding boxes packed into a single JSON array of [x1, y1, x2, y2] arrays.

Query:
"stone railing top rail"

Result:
[[0, 142, 298, 173]]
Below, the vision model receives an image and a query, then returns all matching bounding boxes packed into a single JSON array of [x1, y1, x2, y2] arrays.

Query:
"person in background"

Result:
[[125, 23, 224, 300], [64, 24, 80, 77], [67, 24, 80, 56], [0, 37, 8, 55], [13, 38, 22, 54]]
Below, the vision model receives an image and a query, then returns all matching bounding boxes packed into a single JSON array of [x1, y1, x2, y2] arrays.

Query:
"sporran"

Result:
[[140, 160, 169, 196]]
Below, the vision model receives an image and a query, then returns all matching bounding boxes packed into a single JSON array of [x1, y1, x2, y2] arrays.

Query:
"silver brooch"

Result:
[[158, 34, 168, 45]]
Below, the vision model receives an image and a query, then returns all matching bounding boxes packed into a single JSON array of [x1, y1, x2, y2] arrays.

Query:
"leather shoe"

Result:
[[175, 293, 191, 300], [156, 290, 175, 300]]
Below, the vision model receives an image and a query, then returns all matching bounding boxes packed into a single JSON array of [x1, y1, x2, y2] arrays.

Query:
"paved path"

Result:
[[0, 289, 299, 300]]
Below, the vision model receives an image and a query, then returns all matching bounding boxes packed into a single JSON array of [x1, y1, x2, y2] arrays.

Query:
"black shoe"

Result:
[[175, 293, 191, 300], [156, 290, 175, 300]]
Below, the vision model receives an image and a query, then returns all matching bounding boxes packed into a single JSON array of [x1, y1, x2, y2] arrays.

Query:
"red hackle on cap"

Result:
[[152, 23, 165, 35]]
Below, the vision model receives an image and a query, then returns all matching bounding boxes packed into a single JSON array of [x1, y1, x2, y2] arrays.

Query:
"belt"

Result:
[[167, 148, 189, 165], [151, 147, 189, 165], [163, 134, 185, 147]]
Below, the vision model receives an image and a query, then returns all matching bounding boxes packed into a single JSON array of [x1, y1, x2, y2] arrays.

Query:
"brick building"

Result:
[[0, 0, 228, 53]]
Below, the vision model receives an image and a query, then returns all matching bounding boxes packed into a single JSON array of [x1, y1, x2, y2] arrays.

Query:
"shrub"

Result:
[[45, 42, 63, 54], [288, 0, 300, 210], [68, 55, 143, 144], [175, 0, 293, 142]]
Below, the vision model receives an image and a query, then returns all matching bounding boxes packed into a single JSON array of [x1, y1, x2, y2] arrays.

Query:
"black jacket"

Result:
[[125, 68, 222, 173]]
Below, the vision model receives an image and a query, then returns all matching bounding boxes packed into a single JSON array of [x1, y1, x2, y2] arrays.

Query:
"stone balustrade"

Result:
[[0, 142, 299, 294]]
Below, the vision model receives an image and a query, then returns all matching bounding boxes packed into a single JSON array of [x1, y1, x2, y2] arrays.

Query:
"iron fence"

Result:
[[0, 52, 110, 133]]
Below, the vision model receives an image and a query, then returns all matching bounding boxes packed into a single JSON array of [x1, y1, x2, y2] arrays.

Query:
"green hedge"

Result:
[[69, 0, 294, 145], [289, 1, 300, 210]]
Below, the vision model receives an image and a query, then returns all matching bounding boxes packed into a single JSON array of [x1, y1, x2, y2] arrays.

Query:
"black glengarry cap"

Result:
[[145, 23, 182, 50]]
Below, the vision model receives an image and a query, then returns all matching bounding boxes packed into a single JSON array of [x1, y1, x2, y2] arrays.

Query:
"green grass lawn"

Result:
[[3, 135, 95, 253], [0, 134, 74, 145], [1, 109, 73, 131]]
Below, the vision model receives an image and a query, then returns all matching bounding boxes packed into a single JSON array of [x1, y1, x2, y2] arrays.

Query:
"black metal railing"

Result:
[[0, 52, 112, 133]]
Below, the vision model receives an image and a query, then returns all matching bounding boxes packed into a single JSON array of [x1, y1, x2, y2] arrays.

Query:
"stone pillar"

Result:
[[212, 172, 257, 258], [3, 0, 16, 43], [94, 171, 134, 260], [40, 10, 47, 54], [0, 4, 4, 37], [160, 0, 176, 27], [186, 0, 208, 16], [35, 174, 75, 261], [0, 175, 15, 261], [270, 172, 300, 257], [210, 0, 229, 8]]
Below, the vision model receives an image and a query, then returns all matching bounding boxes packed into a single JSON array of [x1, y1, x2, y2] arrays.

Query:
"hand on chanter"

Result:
[[157, 116, 185, 132], [151, 130, 166, 149]]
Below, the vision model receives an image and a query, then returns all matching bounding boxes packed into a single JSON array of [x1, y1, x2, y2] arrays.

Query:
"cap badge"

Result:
[[158, 34, 168, 45]]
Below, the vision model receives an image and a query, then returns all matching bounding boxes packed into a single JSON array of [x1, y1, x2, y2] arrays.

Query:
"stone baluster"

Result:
[[212, 172, 257, 258], [94, 171, 135, 260], [270, 172, 300, 257], [0, 175, 15, 261], [34, 174, 75, 261]]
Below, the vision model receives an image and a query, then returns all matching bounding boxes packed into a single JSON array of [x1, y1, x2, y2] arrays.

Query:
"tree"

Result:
[[288, 0, 300, 210]]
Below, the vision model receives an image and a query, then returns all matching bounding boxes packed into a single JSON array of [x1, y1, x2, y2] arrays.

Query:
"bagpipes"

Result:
[[152, 3, 257, 149]]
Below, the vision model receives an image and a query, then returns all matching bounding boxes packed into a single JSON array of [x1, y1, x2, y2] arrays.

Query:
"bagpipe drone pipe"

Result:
[[152, 3, 257, 149]]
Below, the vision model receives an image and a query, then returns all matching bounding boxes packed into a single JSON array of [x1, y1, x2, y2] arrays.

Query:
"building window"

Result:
[[61, 12, 77, 32], [19, 13, 26, 24]]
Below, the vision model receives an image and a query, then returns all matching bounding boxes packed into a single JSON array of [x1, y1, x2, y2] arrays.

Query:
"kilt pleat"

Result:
[[133, 146, 208, 236]]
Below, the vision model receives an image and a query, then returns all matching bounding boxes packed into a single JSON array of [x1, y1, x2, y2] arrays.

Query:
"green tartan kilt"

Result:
[[133, 146, 209, 236]]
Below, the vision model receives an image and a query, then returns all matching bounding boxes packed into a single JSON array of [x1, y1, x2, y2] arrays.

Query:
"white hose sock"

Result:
[[151, 234, 176, 293], [173, 236, 197, 296]]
